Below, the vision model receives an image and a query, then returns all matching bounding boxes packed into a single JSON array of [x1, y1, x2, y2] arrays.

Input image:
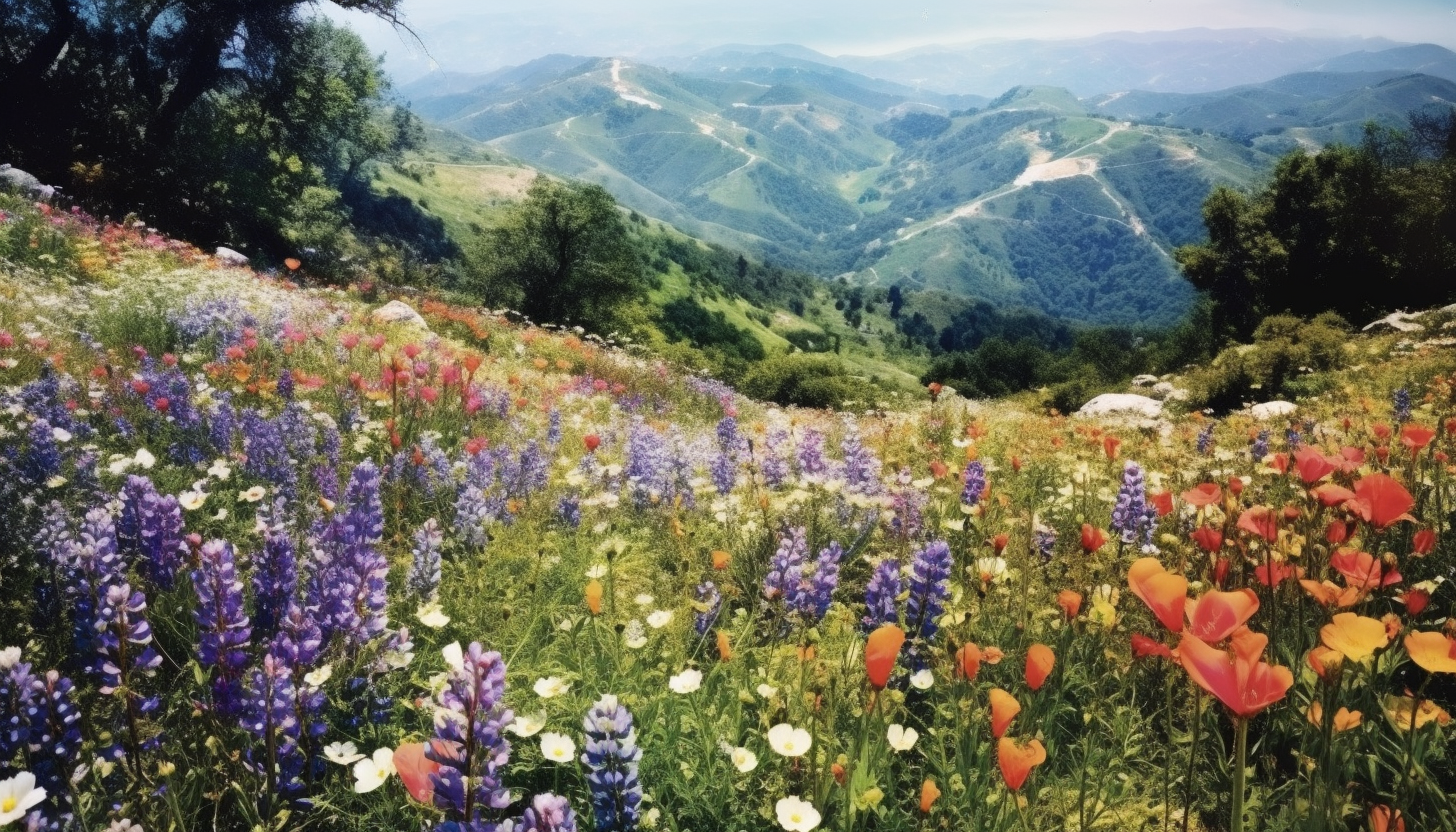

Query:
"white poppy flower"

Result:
[[352, 748, 396, 792], [107, 456, 134, 475], [304, 665, 332, 687], [507, 712, 547, 737], [0, 647, 21, 670], [442, 642, 464, 672], [179, 490, 207, 511], [51, 427, 71, 443], [416, 602, 450, 629], [539, 732, 576, 763], [134, 448, 156, 469], [757, 683, 778, 699], [668, 669, 702, 694], [775, 795, 821, 832], [323, 741, 365, 765], [634, 593, 655, 607], [646, 610, 673, 629], [886, 724, 918, 752], [207, 460, 232, 480], [534, 677, 571, 698], [729, 746, 758, 773], [238, 486, 266, 503], [622, 620, 647, 649], [0, 771, 47, 825], [767, 723, 812, 757], [909, 669, 934, 690]]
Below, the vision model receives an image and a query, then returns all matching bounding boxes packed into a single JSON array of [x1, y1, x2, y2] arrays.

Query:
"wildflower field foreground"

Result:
[[2, 192, 1455, 832]]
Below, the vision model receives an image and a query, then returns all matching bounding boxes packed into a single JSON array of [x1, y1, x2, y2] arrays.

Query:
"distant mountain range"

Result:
[[399, 34, 1456, 326]]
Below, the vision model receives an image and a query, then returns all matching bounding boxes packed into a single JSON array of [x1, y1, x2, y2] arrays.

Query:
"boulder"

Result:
[[1077, 393, 1163, 419], [371, 300, 429, 329], [214, 246, 250, 267], [1151, 381, 1188, 401], [1250, 400, 1297, 420], [1131, 374, 1159, 387], [1362, 311, 1425, 333], [0, 164, 55, 198]]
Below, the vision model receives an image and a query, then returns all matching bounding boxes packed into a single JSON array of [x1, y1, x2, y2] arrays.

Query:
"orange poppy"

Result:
[[394, 742, 440, 804], [1236, 506, 1280, 542], [1080, 524, 1107, 554], [1253, 560, 1303, 588], [1383, 694, 1451, 731], [1184, 589, 1260, 643], [865, 624, 905, 689], [1403, 630, 1456, 673], [1319, 613, 1389, 662], [1104, 435, 1121, 459], [284, 257, 302, 271], [1325, 519, 1350, 544], [1350, 474, 1416, 529], [1299, 579, 1364, 609], [1369, 805, 1405, 832], [1412, 528, 1435, 555], [1057, 589, 1083, 620], [1399, 425, 1436, 454], [1177, 629, 1293, 718], [1182, 482, 1222, 508], [1306, 702, 1361, 733], [981, 646, 1005, 665], [996, 736, 1046, 791], [1293, 447, 1336, 485], [991, 533, 1009, 554], [1190, 525, 1223, 554], [955, 643, 982, 681], [585, 579, 603, 615], [989, 688, 1020, 738], [1127, 557, 1189, 633], [1149, 490, 1174, 517], [711, 550, 731, 570], [1329, 549, 1401, 590], [1025, 644, 1055, 691], [920, 778, 941, 813], [717, 630, 732, 661]]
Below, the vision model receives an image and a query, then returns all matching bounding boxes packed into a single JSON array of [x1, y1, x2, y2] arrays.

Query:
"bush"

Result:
[[1184, 312, 1351, 411], [739, 353, 863, 408]]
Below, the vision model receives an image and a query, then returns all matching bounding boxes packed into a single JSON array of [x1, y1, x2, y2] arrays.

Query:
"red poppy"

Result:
[[1131, 633, 1173, 660], [1228, 476, 1245, 496], [1299, 578, 1365, 609], [1401, 587, 1431, 616], [1190, 525, 1223, 554], [1413, 528, 1436, 555], [284, 257, 302, 271], [1254, 561, 1302, 587], [1184, 589, 1260, 643], [1177, 629, 1293, 718], [1057, 589, 1082, 620], [1149, 490, 1174, 517], [1127, 557, 1189, 632], [1103, 435, 1121, 459], [989, 688, 1020, 738], [927, 382, 943, 402], [394, 742, 440, 804], [1025, 644, 1055, 691], [955, 643, 982, 681], [1293, 447, 1336, 485], [1400, 425, 1436, 454], [1080, 524, 1107, 554], [1334, 446, 1365, 472], [865, 624, 905, 689], [1182, 482, 1222, 508], [584, 434, 601, 452], [1236, 506, 1280, 542], [1213, 557, 1231, 587], [1373, 423, 1392, 441], [1329, 549, 1401, 590], [1010, 455, 1022, 473], [1369, 805, 1405, 832], [1313, 483, 1357, 508], [1267, 453, 1289, 475], [929, 460, 949, 479], [1375, 445, 1390, 465], [991, 533, 1009, 554]]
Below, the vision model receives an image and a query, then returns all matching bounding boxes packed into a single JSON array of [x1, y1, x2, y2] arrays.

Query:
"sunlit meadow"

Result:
[[1, 191, 1454, 832]]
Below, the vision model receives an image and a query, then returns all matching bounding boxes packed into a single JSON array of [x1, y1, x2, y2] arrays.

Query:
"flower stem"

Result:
[[1180, 687, 1201, 832], [1230, 717, 1248, 832]]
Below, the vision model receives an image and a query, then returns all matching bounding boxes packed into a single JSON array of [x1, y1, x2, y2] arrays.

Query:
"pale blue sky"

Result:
[[326, 0, 1456, 80]]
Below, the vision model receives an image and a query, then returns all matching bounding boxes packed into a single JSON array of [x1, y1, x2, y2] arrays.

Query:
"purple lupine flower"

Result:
[[1196, 423, 1215, 455], [841, 427, 882, 495], [862, 557, 902, 633], [556, 494, 582, 528], [241, 653, 304, 806], [1250, 430, 1269, 462], [242, 409, 298, 500], [277, 368, 295, 401], [515, 440, 550, 498], [763, 526, 808, 610], [22, 418, 62, 485], [625, 418, 671, 509], [407, 518, 445, 601], [1111, 461, 1151, 545], [330, 461, 388, 646], [710, 452, 736, 496], [693, 581, 722, 637], [521, 793, 578, 832], [269, 602, 324, 672], [63, 507, 127, 671], [427, 642, 513, 824], [889, 467, 927, 541], [1, 649, 39, 767], [252, 502, 298, 637], [806, 541, 844, 621], [905, 540, 952, 643], [761, 427, 790, 489], [1393, 387, 1412, 423], [1285, 426, 1302, 451], [1034, 523, 1057, 565], [961, 461, 986, 508], [93, 581, 164, 760], [454, 483, 497, 549], [193, 540, 253, 717], [581, 694, 642, 832], [119, 476, 186, 591], [547, 408, 562, 446], [15, 666, 82, 826], [795, 429, 829, 480], [210, 392, 236, 455]]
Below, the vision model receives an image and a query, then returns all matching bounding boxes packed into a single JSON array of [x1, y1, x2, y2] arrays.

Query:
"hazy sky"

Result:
[[326, 0, 1456, 80]]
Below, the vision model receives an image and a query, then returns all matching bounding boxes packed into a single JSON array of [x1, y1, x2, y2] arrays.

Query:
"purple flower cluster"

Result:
[[795, 429, 829, 480], [760, 427, 790, 489], [1250, 430, 1269, 462], [407, 518, 444, 601], [1034, 523, 1057, 565], [521, 793, 578, 832], [961, 461, 986, 508], [841, 427, 882, 495], [693, 581, 722, 637], [1196, 423, 1215, 455], [313, 461, 388, 646], [581, 694, 641, 832], [763, 526, 808, 608], [905, 540, 952, 643], [240, 653, 304, 806], [427, 643, 514, 826], [1111, 461, 1156, 547], [710, 417, 741, 496], [251, 501, 299, 638], [22, 418, 62, 485], [889, 467, 927, 540], [1393, 387, 1412, 423], [119, 475, 186, 591], [862, 557, 902, 633], [193, 540, 253, 717], [1, 651, 82, 826]]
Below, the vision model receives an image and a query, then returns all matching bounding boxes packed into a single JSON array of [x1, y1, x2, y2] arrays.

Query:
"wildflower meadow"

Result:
[[1, 192, 1454, 832]]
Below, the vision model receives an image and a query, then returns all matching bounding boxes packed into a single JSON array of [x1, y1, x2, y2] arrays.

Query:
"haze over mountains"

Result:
[[398, 31, 1456, 326]]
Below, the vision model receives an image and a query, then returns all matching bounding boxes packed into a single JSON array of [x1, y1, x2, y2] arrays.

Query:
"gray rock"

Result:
[[1077, 393, 1163, 419], [1131, 374, 1159, 387], [214, 246, 250, 267], [1362, 311, 1425, 333], [1250, 400, 1297, 420], [0, 164, 54, 198], [371, 300, 429, 329]]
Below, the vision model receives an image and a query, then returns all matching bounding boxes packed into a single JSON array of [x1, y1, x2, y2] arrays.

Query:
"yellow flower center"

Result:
[[1, 796, 16, 812]]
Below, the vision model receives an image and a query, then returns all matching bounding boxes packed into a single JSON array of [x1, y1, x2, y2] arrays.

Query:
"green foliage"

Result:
[[1184, 312, 1351, 411], [738, 353, 863, 408], [876, 113, 953, 145], [1176, 115, 1456, 339], [462, 177, 648, 330], [658, 297, 766, 363]]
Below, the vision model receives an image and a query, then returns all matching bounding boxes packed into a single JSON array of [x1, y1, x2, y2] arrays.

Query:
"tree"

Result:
[[466, 177, 647, 330]]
